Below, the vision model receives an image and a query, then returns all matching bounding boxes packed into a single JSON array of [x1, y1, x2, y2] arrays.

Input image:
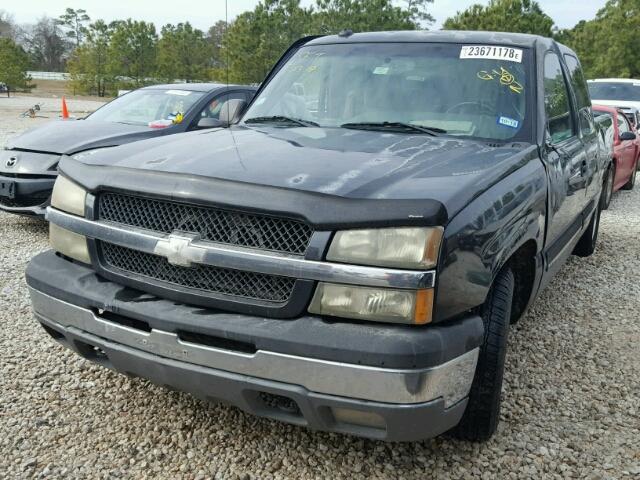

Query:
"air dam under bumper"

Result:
[[26, 251, 484, 441]]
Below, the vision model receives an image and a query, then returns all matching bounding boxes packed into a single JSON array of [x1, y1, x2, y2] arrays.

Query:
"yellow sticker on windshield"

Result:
[[477, 67, 524, 94]]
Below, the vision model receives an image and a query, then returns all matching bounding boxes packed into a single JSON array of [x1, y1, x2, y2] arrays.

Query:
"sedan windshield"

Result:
[[243, 42, 532, 142], [86, 89, 205, 126], [588, 82, 640, 101]]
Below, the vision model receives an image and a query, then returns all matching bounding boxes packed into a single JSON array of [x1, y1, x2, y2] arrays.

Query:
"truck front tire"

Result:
[[573, 204, 601, 257], [449, 267, 514, 442]]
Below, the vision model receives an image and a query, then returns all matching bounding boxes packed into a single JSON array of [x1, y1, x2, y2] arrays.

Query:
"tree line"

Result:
[[0, 0, 638, 96]]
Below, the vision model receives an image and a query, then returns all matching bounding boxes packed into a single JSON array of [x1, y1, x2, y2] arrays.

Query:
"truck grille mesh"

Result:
[[101, 242, 296, 303], [98, 192, 313, 255]]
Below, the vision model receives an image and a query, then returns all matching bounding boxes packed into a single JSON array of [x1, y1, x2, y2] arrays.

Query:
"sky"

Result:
[[5, 0, 605, 31]]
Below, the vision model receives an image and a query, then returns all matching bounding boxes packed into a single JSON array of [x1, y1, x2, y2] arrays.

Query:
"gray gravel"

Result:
[[1, 97, 639, 479]]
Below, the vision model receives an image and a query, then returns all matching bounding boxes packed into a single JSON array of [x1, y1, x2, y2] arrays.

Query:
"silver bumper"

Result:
[[30, 287, 478, 407]]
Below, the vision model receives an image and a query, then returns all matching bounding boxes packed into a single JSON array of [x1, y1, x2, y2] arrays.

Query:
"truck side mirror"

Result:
[[620, 131, 636, 141]]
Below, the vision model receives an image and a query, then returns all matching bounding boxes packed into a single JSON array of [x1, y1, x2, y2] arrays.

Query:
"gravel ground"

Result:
[[1, 97, 639, 479]]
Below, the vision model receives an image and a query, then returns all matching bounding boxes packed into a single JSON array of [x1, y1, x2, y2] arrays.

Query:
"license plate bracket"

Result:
[[0, 180, 15, 199]]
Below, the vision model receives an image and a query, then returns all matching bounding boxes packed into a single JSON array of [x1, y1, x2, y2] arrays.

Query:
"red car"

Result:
[[593, 104, 638, 208]]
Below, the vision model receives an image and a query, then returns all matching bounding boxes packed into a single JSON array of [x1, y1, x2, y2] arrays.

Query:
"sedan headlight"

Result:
[[51, 175, 86, 216], [327, 227, 443, 269]]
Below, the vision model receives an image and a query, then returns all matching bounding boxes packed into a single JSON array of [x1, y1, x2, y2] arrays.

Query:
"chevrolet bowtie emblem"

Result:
[[154, 232, 203, 267]]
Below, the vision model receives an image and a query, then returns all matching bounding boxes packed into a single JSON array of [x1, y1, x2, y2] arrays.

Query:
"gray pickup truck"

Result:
[[26, 31, 609, 442]]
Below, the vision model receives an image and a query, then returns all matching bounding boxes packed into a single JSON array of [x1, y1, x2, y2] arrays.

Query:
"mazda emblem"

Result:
[[6, 156, 17, 168]]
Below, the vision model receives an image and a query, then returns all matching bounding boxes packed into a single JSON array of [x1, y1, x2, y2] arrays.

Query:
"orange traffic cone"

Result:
[[61, 97, 69, 119]]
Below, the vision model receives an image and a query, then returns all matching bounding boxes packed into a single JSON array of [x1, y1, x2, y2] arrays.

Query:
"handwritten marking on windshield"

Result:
[[477, 67, 524, 94]]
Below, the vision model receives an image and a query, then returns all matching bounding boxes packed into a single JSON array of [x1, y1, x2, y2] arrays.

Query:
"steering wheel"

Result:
[[446, 101, 495, 115]]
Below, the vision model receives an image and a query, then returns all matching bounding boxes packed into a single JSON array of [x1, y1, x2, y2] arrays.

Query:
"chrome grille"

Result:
[[98, 192, 313, 255], [101, 242, 296, 303]]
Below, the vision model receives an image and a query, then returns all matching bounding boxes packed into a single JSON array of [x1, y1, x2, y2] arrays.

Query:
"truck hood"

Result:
[[5, 119, 159, 155], [76, 126, 536, 218]]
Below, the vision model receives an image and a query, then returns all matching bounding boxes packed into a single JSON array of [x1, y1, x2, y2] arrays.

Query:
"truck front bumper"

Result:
[[26, 251, 484, 441]]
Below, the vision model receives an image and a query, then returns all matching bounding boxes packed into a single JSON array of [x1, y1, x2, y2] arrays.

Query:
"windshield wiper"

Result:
[[244, 116, 319, 127], [340, 122, 446, 136]]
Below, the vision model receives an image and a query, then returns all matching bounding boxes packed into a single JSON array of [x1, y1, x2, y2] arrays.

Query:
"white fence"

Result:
[[27, 71, 70, 81]]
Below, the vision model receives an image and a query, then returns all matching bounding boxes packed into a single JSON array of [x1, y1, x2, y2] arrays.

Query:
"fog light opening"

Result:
[[258, 392, 302, 417], [331, 407, 386, 430]]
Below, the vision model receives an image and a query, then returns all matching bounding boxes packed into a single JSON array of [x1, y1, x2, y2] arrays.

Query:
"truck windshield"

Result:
[[86, 89, 205, 126], [588, 81, 640, 101], [244, 42, 532, 142]]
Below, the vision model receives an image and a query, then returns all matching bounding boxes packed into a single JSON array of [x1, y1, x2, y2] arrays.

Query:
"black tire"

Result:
[[573, 203, 601, 257], [622, 159, 637, 190], [601, 164, 614, 210], [449, 267, 514, 442]]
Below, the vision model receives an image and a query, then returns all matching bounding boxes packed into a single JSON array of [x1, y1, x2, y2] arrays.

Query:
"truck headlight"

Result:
[[50, 175, 89, 263], [49, 223, 91, 264], [51, 175, 86, 216], [327, 227, 443, 269], [309, 283, 434, 324]]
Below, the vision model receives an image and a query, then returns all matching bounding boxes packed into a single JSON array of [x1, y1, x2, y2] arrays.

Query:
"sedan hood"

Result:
[[76, 126, 536, 217], [6, 119, 158, 155], [592, 99, 640, 111]]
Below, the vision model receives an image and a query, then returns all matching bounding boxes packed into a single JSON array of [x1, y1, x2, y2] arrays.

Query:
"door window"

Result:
[[198, 92, 246, 120], [544, 53, 574, 143]]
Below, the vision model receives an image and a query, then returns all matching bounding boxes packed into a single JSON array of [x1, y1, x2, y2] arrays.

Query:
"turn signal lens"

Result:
[[49, 223, 90, 264], [309, 283, 433, 325]]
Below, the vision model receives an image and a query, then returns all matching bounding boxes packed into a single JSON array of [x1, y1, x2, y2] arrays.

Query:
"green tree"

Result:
[[207, 20, 226, 69], [107, 19, 157, 87], [313, 0, 431, 33], [67, 20, 114, 96], [561, 0, 640, 78], [218, 0, 436, 84], [219, 0, 312, 84], [56, 8, 91, 48], [0, 37, 32, 89], [443, 0, 554, 37], [157, 22, 211, 82]]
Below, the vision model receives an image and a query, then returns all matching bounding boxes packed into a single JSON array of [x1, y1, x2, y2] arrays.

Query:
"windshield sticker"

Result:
[[497, 116, 519, 129], [373, 66, 390, 75], [166, 89, 191, 96], [461, 45, 523, 63], [477, 67, 524, 94]]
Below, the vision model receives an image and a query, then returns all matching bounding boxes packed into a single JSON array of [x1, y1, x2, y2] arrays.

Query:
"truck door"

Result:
[[616, 112, 636, 179], [542, 51, 589, 266], [563, 54, 600, 209]]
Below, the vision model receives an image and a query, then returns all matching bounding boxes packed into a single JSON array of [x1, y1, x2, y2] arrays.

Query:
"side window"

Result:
[[618, 113, 630, 134], [198, 92, 246, 120], [564, 54, 595, 136], [544, 53, 574, 143]]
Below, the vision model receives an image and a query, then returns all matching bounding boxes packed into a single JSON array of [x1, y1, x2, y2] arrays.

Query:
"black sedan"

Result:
[[0, 83, 256, 216]]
